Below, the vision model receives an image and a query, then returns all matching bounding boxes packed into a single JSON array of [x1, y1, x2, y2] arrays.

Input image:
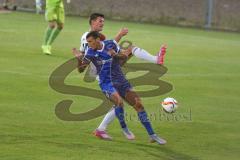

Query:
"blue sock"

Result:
[[115, 106, 127, 129], [138, 111, 155, 135]]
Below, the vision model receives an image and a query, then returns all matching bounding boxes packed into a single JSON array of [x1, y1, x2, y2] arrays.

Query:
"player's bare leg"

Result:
[[72, 48, 83, 59], [125, 90, 167, 145]]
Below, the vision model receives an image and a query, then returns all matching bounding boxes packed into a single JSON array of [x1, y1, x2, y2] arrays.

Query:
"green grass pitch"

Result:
[[0, 12, 240, 160]]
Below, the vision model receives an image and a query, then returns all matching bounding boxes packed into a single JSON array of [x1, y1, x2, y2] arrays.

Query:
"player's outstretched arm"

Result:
[[72, 48, 89, 73], [118, 48, 133, 66], [114, 28, 128, 43], [72, 48, 84, 60], [77, 58, 89, 73], [109, 48, 132, 66]]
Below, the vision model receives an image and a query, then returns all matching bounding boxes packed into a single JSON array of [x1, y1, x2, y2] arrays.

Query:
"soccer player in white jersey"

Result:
[[73, 13, 167, 140], [77, 13, 166, 64]]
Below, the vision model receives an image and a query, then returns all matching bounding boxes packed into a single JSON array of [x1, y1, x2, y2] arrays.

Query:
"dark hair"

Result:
[[89, 13, 105, 25], [86, 31, 100, 39]]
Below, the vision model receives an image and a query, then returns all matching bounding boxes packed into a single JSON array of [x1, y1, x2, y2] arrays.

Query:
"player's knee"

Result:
[[135, 104, 144, 112], [118, 100, 124, 107], [116, 98, 124, 107]]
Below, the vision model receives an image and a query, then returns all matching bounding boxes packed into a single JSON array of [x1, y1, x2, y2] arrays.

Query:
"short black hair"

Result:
[[89, 13, 105, 25], [86, 31, 100, 39]]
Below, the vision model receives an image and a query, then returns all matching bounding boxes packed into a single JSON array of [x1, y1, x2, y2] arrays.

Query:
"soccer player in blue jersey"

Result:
[[78, 31, 167, 145], [73, 13, 167, 140]]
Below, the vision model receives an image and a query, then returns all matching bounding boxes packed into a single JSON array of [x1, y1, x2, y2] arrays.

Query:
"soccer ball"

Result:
[[161, 97, 178, 113]]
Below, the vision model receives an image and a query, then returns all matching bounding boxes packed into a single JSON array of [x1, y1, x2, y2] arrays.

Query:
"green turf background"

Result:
[[0, 12, 240, 160]]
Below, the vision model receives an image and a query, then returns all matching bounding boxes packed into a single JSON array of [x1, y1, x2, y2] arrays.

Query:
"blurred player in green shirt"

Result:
[[42, 0, 65, 55]]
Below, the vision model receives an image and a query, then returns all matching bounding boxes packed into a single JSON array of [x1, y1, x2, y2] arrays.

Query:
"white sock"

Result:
[[132, 47, 157, 64], [97, 107, 116, 131]]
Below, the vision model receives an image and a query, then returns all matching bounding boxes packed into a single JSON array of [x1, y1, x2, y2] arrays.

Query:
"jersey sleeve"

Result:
[[106, 40, 121, 54], [82, 48, 93, 64], [112, 40, 121, 54], [79, 32, 89, 53]]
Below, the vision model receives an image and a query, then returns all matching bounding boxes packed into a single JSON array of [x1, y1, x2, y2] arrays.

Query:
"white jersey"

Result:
[[79, 31, 98, 79], [79, 31, 89, 53]]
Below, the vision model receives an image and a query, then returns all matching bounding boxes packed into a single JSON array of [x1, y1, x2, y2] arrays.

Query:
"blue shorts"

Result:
[[100, 80, 132, 99], [100, 82, 117, 98], [113, 81, 132, 98]]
